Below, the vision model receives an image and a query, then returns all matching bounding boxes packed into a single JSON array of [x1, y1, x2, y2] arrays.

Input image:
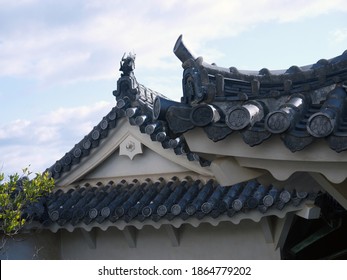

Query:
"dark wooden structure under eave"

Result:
[[3, 36, 347, 260]]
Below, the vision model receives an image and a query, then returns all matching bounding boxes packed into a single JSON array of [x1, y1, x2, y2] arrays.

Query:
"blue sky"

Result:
[[0, 0, 347, 176]]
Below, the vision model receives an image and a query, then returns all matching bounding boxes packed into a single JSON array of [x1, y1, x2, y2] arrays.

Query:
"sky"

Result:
[[0, 0, 347, 176]]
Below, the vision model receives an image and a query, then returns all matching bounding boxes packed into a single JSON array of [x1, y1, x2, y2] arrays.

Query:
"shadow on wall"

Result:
[[0, 230, 61, 260]]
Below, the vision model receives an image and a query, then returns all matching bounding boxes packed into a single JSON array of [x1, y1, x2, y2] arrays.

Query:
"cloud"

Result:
[[0, 119, 31, 140], [0, 100, 112, 175], [0, 0, 346, 85], [0, 0, 38, 8], [43, 100, 111, 125], [1, 0, 347, 176], [330, 28, 347, 43]]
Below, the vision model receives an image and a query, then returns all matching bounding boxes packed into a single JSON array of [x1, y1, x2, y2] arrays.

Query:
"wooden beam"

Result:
[[260, 216, 274, 244], [80, 228, 96, 249], [163, 225, 180, 247], [123, 226, 137, 248], [290, 220, 341, 254], [296, 204, 321, 220], [309, 172, 347, 210]]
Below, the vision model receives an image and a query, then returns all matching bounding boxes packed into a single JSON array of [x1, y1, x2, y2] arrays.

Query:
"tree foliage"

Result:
[[0, 168, 54, 236]]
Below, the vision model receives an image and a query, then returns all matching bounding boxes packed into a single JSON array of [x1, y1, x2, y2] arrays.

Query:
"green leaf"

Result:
[[0, 167, 54, 236]]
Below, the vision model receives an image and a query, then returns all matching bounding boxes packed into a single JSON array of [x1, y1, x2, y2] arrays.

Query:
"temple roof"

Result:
[[39, 36, 347, 232], [47, 66, 210, 182], [48, 36, 347, 182], [162, 35, 347, 152]]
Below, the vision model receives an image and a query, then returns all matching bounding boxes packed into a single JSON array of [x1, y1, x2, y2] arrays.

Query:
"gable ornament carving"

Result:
[[119, 135, 143, 160]]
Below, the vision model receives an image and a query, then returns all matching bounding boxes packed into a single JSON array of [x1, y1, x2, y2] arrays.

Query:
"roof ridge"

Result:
[[155, 36, 347, 152]]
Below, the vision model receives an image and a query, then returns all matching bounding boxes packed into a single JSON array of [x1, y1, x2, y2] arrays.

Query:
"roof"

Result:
[[48, 53, 210, 182], [162, 35, 347, 152], [39, 36, 347, 232], [24, 177, 317, 232], [47, 35, 347, 182]]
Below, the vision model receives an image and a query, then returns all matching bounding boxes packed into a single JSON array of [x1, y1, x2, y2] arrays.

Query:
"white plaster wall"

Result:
[[85, 147, 191, 181], [60, 221, 280, 260]]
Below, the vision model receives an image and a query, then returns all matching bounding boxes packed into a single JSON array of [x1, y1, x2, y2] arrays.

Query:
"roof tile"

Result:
[[24, 177, 317, 230]]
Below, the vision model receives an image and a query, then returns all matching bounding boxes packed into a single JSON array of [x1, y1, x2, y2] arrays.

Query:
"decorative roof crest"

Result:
[[119, 52, 136, 77]]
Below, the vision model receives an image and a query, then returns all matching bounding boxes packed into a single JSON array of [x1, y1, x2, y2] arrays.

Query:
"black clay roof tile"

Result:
[[26, 177, 317, 229], [47, 38, 347, 182]]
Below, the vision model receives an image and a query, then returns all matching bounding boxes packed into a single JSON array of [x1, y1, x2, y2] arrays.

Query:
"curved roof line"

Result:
[[175, 35, 347, 83]]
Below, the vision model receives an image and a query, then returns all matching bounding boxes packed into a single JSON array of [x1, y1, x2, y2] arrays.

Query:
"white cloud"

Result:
[[0, 145, 59, 176], [0, 119, 31, 139], [0, 0, 38, 7], [0, 100, 112, 175], [1, 0, 347, 176], [331, 28, 347, 43], [44, 100, 111, 125], [0, 0, 346, 85]]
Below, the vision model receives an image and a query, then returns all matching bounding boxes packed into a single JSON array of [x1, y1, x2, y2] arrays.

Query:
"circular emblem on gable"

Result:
[[126, 141, 135, 152], [49, 210, 59, 222], [100, 119, 109, 130], [88, 208, 98, 219], [171, 204, 182, 216], [91, 129, 100, 140], [265, 111, 290, 133], [145, 124, 156, 135], [157, 205, 167, 216], [232, 199, 243, 211], [108, 110, 117, 121], [156, 132, 167, 142], [307, 113, 334, 137], [262, 195, 274, 207], [63, 154, 72, 166], [279, 190, 291, 203], [53, 162, 62, 173], [201, 202, 212, 213], [101, 207, 110, 218], [185, 204, 196, 215], [190, 104, 214, 127], [226, 107, 250, 130], [73, 147, 82, 158], [142, 206, 152, 217], [83, 139, 91, 150]]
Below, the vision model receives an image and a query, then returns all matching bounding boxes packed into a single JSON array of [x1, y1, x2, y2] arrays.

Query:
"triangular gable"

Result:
[[53, 118, 213, 188], [48, 51, 215, 189]]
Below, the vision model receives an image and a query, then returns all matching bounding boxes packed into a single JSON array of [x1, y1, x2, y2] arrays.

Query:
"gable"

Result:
[[54, 119, 213, 188], [84, 138, 195, 182]]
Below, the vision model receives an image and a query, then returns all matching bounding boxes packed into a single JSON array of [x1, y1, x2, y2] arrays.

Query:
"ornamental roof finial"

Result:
[[119, 52, 136, 77]]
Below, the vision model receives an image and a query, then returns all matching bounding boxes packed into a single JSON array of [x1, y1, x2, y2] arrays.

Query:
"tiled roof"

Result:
[[23, 177, 317, 231], [48, 36, 347, 181], [157, 35, 347, 152], [48, 56, 210, 180], [40, 36, 347, 232], [48, 106, 121, 179]]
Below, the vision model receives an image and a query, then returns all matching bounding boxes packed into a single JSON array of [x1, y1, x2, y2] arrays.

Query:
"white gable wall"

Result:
[[84, 145, 197, 182], [55, 120, 213, 188]]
